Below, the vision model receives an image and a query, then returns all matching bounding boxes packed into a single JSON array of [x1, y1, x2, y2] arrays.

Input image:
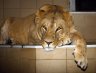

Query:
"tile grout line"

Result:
[[35, 0, 37, 73], [35, 48, 36, 73], [19, 0, 22, 17], [66, 48, 67, 73], [36, 0, 37, 10], [3, 0, 4, 19], [52, 0, 54, 4]]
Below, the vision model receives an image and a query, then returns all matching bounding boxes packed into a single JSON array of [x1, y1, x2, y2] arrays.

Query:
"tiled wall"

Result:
[[0, 47, 96, 73], [71, 12, 96, 42], [0, 0, 3, 24], [0, 1, 96, 73], [0, 48, 36, 73], [36, 48, 96, 73], [0, 0, 69, 23]]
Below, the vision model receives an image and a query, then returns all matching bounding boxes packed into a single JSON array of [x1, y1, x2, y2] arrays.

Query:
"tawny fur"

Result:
[[0, 4, 88, 70]]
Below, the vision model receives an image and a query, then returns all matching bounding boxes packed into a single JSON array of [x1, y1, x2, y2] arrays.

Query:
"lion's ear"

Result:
[[35, 9, 45, 24], [36, 9, 46, 17], [40, 4, 51, 12], [35, 5, 50, 24], [36, 4, 51, 17]]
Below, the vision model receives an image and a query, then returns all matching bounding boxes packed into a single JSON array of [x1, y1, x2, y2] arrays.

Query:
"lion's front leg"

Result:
[[71, 31, 88, 71]]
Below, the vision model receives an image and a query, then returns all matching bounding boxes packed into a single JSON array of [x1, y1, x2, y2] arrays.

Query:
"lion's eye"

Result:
[[42, 26, 47, 31], [56, 27, 62, 33], [41, 26, 47, 33]]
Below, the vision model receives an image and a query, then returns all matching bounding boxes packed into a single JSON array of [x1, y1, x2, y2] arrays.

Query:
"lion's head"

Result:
[[35, 4, 73, 51]]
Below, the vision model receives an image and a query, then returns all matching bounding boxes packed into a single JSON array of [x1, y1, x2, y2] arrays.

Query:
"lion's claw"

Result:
[[76, 59, 88, 70], [74, 58, 88, 71]]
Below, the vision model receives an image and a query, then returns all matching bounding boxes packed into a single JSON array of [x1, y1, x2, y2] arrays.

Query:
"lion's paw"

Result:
[[58, 38, 72, 46], [73, 51, 88, 71], [63, 38, 72, 45]]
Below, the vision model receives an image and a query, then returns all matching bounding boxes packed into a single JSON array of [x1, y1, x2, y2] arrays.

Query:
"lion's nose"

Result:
[[45, 41, 52, 45]]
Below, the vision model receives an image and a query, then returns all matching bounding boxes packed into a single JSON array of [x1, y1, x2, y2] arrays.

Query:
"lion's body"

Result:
[[0, 4, 88, 70], [1, 14, 41, 44]]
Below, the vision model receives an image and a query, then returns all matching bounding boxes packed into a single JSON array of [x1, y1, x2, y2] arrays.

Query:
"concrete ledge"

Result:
[[0, 44, 96, 48]]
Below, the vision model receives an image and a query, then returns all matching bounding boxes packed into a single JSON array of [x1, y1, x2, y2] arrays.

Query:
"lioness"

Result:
[[0, 4, 88, 70]]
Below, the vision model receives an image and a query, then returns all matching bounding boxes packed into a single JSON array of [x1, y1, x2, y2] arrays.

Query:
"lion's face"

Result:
[[35, 4, 72, 51]]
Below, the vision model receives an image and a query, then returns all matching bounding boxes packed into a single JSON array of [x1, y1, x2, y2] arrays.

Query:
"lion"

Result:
[[0, 4, 88, 70]]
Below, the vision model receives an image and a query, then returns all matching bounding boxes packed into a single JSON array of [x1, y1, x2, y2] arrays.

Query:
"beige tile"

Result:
[[18, 59, 36, 73], [53, 0, 69, 10], [0, 48, 68, 73], [36, 60, 66, 73], [19, 48, 36, 59], [0, 9, 3, 16], [0, 58, 36, 73], [67, 48, 74, 59], [4, 0, 20, 8], [0, 19, 3, 25], [87, 48, 96, 59], [71, 13, 96, 42], [37, 0, 52, 9], [67, 48, 96, 59], [67, 60, 96, 73], [0, 48, 36, 73], [0, 9, 3, 20], [4, 9, 20, 18], [0, 0, 3, 8], [20, 0, 36, 9], [0, 48, 36, 60], [20, 9, 36, 17], [36, 48, 66, 59]]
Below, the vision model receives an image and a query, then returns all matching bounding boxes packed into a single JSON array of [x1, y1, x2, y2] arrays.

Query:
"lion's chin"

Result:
[[44, 47, 54, 51], [42, 43, 56, 51]]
